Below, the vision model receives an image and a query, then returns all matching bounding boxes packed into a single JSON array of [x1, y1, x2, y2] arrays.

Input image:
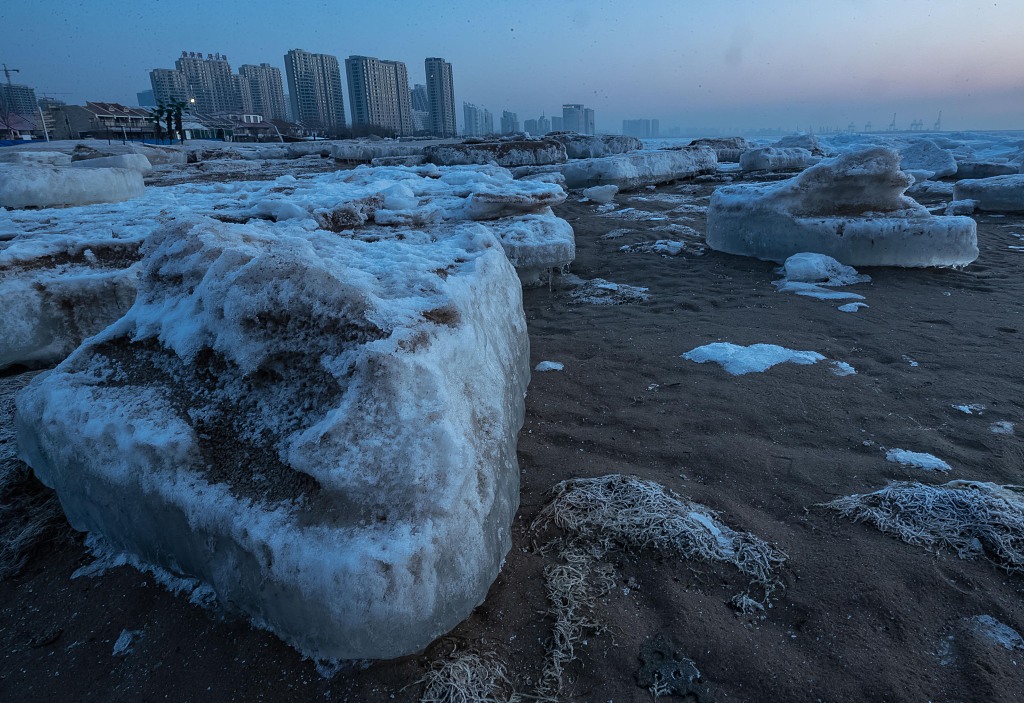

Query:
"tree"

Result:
[[164, 106, 174, 144], [150, 104, 166, 144], [170, 100, 186, 142]]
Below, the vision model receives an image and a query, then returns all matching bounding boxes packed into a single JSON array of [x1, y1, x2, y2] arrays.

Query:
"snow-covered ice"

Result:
[[773, 253, 870, 300], [515, 147, 717, 190], [424, 140, 567, 167], [954, 161, 1018, 180], [583, 184, 618, 204], [15, 216, 530, 661], [547, 133, 642, 159], [952, 404, 985, 415], [535, 361, 564, 372], [885, 448, 952, 472], [688, 137, 750, 163], [740, 147, 817, 172], [330, 142, 426, 164], [71, 153, 153, 175], [990, 420, 1015, 435], [619, 240, 688, 256], [838, 302, 869, 313], [112, 629, 143, 657], [966, 615, 1024, 651], [682, 342, 836, 375], [952, 175, 1024, 212], [0, 164, 145, 208], [0, 151, 71, 166], [563, 274, 650, 304], [707, 148, 978, 266], [898, 140, 958, 179]]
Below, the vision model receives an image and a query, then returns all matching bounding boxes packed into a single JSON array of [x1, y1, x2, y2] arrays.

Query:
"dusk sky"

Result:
[[3, 0, 1022, 133]]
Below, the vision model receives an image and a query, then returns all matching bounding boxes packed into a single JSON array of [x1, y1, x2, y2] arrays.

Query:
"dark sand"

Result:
[[2, 175, 1023, 702]]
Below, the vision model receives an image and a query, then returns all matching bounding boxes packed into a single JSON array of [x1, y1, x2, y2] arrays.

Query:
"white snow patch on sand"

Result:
[[564, 274, 650, 305], [838, 302, 869, 313], [535, 361, 565, 372], [990, 421, 1015, 435], [952, 404, 986, 415], [885, 449, 952, 472], [112, 629, 143, 657]]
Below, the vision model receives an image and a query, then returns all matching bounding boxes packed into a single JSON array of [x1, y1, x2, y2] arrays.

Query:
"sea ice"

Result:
[[707, 147, 978, 266], [563, 274, 650, 304], [71, 153, 153, 175], [583, 184, 618, 204], [688, 137, 750, 163], [838, 302, 869, 313], [954, 161, 1018, 180], [0, 151, 71, 166], [619, 240, 687, 256], [515, 147, 717, 190], [952, 175, 1024, 212], [773, 253, 870, 300], [739, 147, 817, 172], [16, 216, 530, 661], [990, 421, 1015, 435], [0, 165, 145, 208], [330, 142, 426, 164], [898, 140, 958, 179], [885, 449, 952, 472], [775, 133, 828, 156], [535, 361, 565, 372], [424, 140, 567, 167], [682, 342, 827, 375], [547, 133, 642, 159]]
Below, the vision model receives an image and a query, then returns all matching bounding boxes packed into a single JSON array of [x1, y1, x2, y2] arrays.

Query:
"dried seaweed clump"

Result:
[[824, 480, 1024, 573], [533, 474, 786, 597], [419, 650, 520, 703]]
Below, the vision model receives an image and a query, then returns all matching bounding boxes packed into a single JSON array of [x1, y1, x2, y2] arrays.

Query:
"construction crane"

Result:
[[864, 121, 872, 132], [934, 110, 942, 131], [888, 112, 897, 131]]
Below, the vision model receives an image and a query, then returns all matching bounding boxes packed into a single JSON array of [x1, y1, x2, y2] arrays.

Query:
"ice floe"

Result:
[[885, 449, 952, 472], [707, 147, 978, 266], [952, 175, 1024, 213], [682, 342, 854, 377], [16, 216, 529, 661]]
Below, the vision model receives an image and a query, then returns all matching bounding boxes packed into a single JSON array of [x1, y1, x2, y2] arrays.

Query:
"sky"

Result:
[[2, 0, 1022, 133]]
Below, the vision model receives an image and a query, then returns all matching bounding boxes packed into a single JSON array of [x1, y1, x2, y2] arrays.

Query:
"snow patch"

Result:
[[885, 449, 952, 472]]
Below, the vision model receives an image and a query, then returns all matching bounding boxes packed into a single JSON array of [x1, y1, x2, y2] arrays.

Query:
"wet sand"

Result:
[[2, 174, 1023, 702]]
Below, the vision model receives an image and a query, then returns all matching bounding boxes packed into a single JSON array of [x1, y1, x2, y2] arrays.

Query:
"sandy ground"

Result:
[[2, 172, 1023, 702]]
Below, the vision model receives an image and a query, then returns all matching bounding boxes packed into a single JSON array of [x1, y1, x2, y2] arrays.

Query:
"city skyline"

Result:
[[2, 1, 1023, 133]]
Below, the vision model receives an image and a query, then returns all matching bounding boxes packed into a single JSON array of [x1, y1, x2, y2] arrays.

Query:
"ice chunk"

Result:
[[681, 342, 825, 375], [425, 140, 567, 167], [688, 137, 750, 163], [954, 161, 1018, 180], [546, 133, 642, 159], [775, 133, 827, 156], [619, 240, 687, 256], [583, 185, 618, 204], [0, 165, 145, 208], [329, 142, 425, 163], [781, 253, 871, 286], [478, 214, 575, 285], [707, 147, 978, 266], [563, 274, 650, 304], [549, 147, 717, 190], [952, 175, 1024, 213], [15, 216, 529, 661], [945, 200, 978, 215], [885, 449, 952, 472], [838, 302, 869, 313], [990, 421, 1015, 435], [966, 615, 1024, 651], [112, 629, 143, 656], [535, 361, 564, 372], [898, 140, 958, 179], [830, 361, 857, 376], [740, 147, 817, 172], [0, 151, 71, 166], [71, 153, 153, 175]]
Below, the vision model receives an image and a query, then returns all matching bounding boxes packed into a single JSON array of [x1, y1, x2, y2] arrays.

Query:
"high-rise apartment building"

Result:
[[463, 103, 493, 136], [523, 118, 539, 134], [345, 55, 413, 136], [149, 68, 188, 105], [284, 49, 346, 133], [500, 111, 519, 134], [175, 52, 240, 113], [562, 104, 595, 134], [424, 57, 456, 138], [411, 84, 428, 112], [0, 83, 39, 118], [537, 115, 551, 134], [583, 108, 595, 135], [550, 116, 563, 131], [239, 63, 288, 121]]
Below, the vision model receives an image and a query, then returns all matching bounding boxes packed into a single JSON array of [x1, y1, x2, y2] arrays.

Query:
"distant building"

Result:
[[149, 68, 188, 105], [550, 116, 563, 131], [622, 118, 659, 138], [500, 110, 519, 134], [284, 48, 347, 133], [345, 55, 413, 136], [583, 108, 595, 135], [411, 83, 429, 112], [174, 51, 241, 113], [562, 104, 584, 133], [537, 115, 550, 133], [463, 102, 493, 136], [52, 102, 153, 140], [425, 57, 457, 138], [412, 109, 430, 133], [239, 63, 288, 121], [136, 89, 156, 107], [0, 82, 39, 119], [523, 118, 538, 134]]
